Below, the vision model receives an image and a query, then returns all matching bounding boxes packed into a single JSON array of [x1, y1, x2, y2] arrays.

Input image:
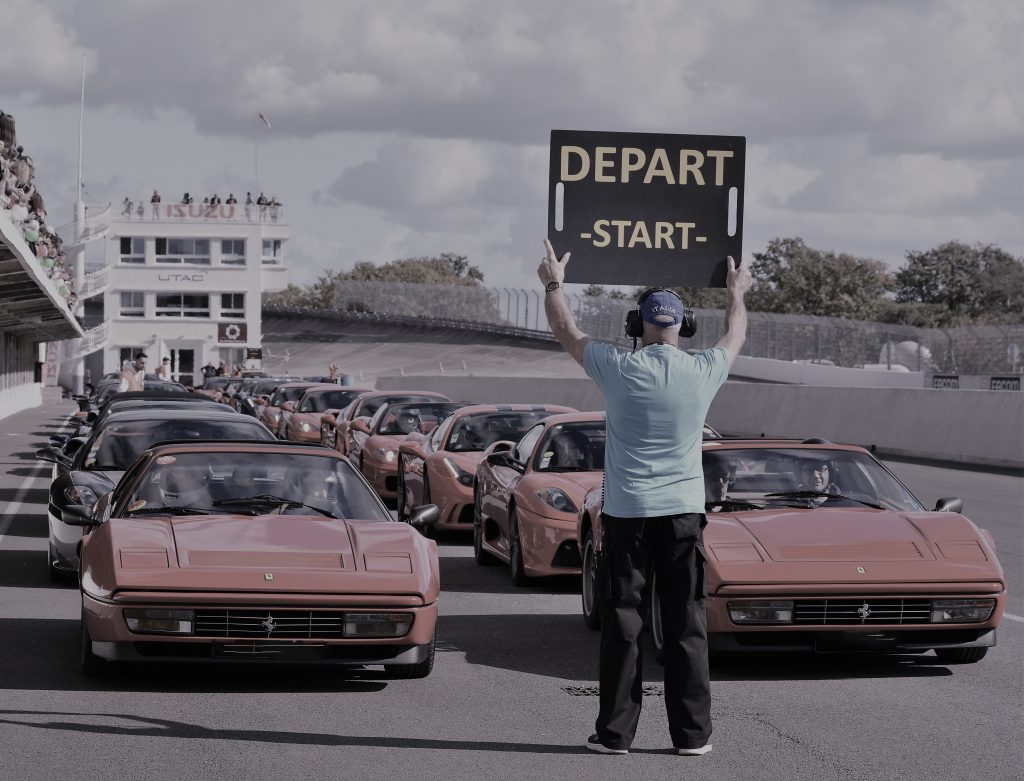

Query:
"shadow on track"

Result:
[[0, 711, 614, 754], [439, 554, 578, 595], [0, 550, 72, 589]]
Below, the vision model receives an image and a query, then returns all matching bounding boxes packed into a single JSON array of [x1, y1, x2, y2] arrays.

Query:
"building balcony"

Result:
[[116, 203, 287, 225]]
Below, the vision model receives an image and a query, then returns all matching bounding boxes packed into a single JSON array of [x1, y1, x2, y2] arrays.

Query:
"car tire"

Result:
[[509, 508, 529, 587], [473, 489, 497, 567], [382, 633, 435, 679], [581, 531, 601, 630], [934, 647, 988, 664], [650, 572, 665, 666], [395, 457, 409, 523], [80, 607, 113, 677]]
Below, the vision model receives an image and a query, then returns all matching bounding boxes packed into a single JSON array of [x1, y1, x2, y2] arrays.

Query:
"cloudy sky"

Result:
[[3, 0, 1021, 289]]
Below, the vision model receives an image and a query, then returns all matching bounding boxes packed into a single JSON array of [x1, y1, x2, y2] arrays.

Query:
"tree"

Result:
[[894, 241, 1024, 325], [336, 252, 484, 285], [582, 284, 628, 299], [747, 237, 894, 320]]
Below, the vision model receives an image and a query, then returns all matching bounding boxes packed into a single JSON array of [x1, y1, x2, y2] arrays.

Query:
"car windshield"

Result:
[[84, 418, 274, 471], [701, 447, 925, 512], [360, 395, 438, 420], [268, 385, 311, 407], [202, 377, 233, 390], [375, 402, 464, 435], [122, 451, 391, 521], [449, 411, 556, 453], [536, 422, 607, 471], [305, 389, 362, 413]]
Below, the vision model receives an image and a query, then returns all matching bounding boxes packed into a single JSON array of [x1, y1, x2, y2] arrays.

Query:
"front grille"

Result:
[[793, 599, 932, 625], [194, 609, 346, 638], [457, 505, 475, 525], [551, 540, 583, 569]]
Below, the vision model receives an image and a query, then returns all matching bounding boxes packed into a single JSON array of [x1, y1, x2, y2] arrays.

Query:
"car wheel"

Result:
[[382, 633, 435, 679], [581, 530, 601, 630], [934, 647, 988, 664], [80, 606, 113, 677], [650, 571, 665, 665], [395, 457, 410, 523], [509, 508, 529, 587], [473, 489, 497, 566]]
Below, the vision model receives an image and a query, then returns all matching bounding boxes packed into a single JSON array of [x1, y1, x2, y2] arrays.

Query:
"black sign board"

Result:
[[246, 348, 263, 360], [548, 129, 745, 287]]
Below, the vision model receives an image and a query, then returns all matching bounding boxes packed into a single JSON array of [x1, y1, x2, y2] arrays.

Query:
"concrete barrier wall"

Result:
[[0, 382, 43, 424], [376, 374, 1024, 470]]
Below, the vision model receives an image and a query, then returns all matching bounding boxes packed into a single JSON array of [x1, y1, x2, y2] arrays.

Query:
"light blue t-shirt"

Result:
[[583, 342, 730, 517]]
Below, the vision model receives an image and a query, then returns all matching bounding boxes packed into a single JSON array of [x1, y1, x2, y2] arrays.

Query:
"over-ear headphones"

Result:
[[625, 288, 697, 340]]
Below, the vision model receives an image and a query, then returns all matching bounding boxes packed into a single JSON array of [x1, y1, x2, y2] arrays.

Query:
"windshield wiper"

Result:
[[764, 491, 885, 510], [127, 506, 215, 516], [706, 499, 763, 512], [212, 494, 338, 518]]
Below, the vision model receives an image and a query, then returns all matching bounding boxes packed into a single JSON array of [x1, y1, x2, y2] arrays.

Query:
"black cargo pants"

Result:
[[595, 512, 711, 751]]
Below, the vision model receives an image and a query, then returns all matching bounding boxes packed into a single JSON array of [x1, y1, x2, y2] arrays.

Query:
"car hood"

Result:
[[83, 515, 438, 601], [706, 508, 1005, 588]]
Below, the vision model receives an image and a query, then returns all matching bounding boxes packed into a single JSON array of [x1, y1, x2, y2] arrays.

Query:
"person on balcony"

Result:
[[150, 190, 161, 219]]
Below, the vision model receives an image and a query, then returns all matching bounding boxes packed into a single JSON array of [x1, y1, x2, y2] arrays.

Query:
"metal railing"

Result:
[[308, 281, 1024, 374], [115, 202, 286, 224], [54, 203, 111, 248], [79, 266, 110, 297], [59, 322, 109, 360]]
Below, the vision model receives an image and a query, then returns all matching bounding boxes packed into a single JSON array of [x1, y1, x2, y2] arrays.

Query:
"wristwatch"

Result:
[[545, 280, 561, 292]]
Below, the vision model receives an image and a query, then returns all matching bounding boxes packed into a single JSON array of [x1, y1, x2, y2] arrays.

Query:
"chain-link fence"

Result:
[[323, 281, 1023, 374]]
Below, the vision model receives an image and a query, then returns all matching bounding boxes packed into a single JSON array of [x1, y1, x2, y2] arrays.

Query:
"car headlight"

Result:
[[342, 612, 413, 638], [124, 608, 194, 634], [443, 457, 475, 486], [64, 485, 99, 507], [301, 422, 311, 432], [930, 599, 995, 623], [534, 487, 578, 514], [373, 448, 396, 463], [728, 600, 794, 624]]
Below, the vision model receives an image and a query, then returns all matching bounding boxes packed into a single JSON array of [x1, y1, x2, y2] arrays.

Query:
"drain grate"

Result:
[[562, 685, 664, 697]]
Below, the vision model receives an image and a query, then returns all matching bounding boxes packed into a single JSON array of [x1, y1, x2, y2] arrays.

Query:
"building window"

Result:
[[155, 293, 210, 318], [221, 238, 246, 266], [119, 347, 146, 365], [262, 239, 283, 265], [119, 237, 145, 264], [119, 291, 145, 318], [221, 293, 245, 319], [155, 237, 211, 265]]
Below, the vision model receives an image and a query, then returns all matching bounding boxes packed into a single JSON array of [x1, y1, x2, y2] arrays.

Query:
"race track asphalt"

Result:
[[0, 401, 1020, 781]]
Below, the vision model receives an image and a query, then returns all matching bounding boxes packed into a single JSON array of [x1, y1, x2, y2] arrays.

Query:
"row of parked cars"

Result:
[[38, 373, 1007, 678]]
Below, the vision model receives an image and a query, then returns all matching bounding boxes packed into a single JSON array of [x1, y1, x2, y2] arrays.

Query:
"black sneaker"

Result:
[[586, 734, 628, 755]]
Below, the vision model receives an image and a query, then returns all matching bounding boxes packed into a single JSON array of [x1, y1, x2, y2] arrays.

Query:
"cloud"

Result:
[[0, 0, 96, 97]]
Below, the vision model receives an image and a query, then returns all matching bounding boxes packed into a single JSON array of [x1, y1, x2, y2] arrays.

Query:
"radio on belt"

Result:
[[548, 129, 745, 288]]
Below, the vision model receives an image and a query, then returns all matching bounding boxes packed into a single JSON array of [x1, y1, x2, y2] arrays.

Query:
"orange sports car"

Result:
[[325, 390, 450, 457], [473, 411, 606, 585], [65, 440, 441, 677], [398, 404, 577, 533], [255, 381, 318, 437], [348, 401, 467, 500], [576, 438, 1006, 663], [281, 385, 373, 443]]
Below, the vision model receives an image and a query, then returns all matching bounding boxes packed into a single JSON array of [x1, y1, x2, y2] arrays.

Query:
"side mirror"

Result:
[[36, 446, 66, 464], [351, 418, 371, 434], [62, 504, 96, 526], [486, 451, 524, 472], [934, 497, 963, 513], [408, 504, 440, 528], [281, 401, 296, 413]]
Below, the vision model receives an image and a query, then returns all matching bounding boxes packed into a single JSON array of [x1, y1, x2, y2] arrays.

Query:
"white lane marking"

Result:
[[1003, 613, 1024, 624], [0, 460, 49, 547]]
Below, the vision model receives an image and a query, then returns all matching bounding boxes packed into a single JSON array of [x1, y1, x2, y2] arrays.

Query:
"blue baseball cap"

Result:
[[640, 290, 684, 326]]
